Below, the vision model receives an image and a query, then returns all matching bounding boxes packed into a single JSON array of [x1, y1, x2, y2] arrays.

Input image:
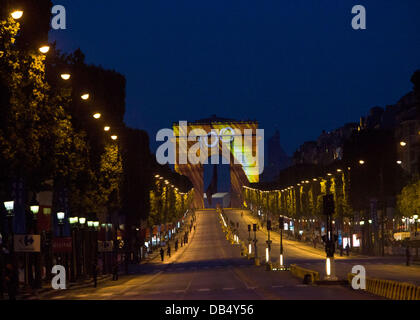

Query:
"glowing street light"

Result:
[[397, 160, 402, 165], [79, 217, 86, 225], [93, 113, 101, 119], [30, 205, 40, 216], [81, 93, 90, 100], [111, 135, 118, 141], [359, 160, 365, 165], [60, 73, 71, 80], [400, 141, 407, 147], [104, 126, 110, 132], [39, 45, 50, 54], [11, 10, 24, 20]]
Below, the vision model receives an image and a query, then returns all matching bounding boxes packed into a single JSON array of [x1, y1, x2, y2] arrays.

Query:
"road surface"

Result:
[[40, 210, 378, 300]]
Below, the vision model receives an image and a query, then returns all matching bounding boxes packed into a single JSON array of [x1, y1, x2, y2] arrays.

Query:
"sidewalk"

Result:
[[13, 274, 112, 300], [140, 215, 196, 266], [16, 214, 197, 300]]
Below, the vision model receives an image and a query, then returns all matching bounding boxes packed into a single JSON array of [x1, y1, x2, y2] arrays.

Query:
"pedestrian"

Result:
[[175, 240, 178, 251], [5, 263, 17, 301], [112, 263, 119, 281], [160, 248, 165, 262], [92, 262, 99, 288], [345, 244, 350, 256], [167, 245, 171, 257], [406, 246, 411, 266]]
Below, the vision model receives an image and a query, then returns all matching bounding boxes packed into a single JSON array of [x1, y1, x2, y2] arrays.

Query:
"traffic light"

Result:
[[267, 220, 272, 231], [253, 224, 257, 232], [323, 194, 334, 216], [248, 224, 251, 232], [279, 217, 284, 228]]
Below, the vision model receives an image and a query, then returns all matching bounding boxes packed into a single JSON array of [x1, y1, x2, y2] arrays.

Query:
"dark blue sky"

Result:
[[50, 0, 420, 155]]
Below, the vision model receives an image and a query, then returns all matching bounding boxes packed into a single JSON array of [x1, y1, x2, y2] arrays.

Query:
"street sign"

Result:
[[14, 235, 41, 252], [98, 240, 114, 252], [52, 237, 72, 253]]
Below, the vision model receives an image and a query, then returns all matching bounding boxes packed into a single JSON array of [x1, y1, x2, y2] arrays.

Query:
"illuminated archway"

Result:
[[173, 116, 260, 209]]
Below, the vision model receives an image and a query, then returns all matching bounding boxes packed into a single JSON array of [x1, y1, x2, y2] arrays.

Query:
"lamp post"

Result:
[[253, 224, 258, 265], [30, 203, 40, 288], [78, 217, 86, 277], [266, 219, 272, 268], [247, 224, 252, 256], [57, 212, 65, 237], [69, 216, 78, 282], [4, 201, 14, 253], [279, 216, 284, 268]]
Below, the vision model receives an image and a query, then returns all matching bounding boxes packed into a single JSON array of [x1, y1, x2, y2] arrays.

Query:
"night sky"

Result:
[[50, 0, 420, 155]]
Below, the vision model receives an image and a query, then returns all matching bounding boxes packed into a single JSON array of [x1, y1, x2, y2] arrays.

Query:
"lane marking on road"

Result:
[[148, 291, 162, 295], [173, 290, 186, 293], [197, 288, 211, 292], [100, 293, 113, 297], [222, 287, 235, 291]]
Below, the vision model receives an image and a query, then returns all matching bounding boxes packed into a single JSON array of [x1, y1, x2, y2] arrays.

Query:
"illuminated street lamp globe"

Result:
[[30, 205, 40, 215], [11, 10, 24, 19], [111, 135, 118, 141], [79, 217, 86, 225], [81, 93, 90, 100], [39, 45, 50, 54], [104, 126, 111, 132], [400, 141, 407, 147], [57, 212, 65, 224], [93, 113, 101, 119], [60, 73, 71, 80]]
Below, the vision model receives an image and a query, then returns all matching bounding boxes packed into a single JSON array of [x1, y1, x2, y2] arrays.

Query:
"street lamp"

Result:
[[39, 45, 50, 54], [104, 126, 111, 132], [111, 135, 118, 141], [79, 217, 86, 225], [4, 201, 14, 215], [81, 93, 90, 100], [93, 113, 101, 119], [30, 205, 39, 216], [11, 10, 24, 19], [60, 73, 71, 80], [400, 141, 407, 147], [359, 160, 365, 165], [57, 212, 65, 237]]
